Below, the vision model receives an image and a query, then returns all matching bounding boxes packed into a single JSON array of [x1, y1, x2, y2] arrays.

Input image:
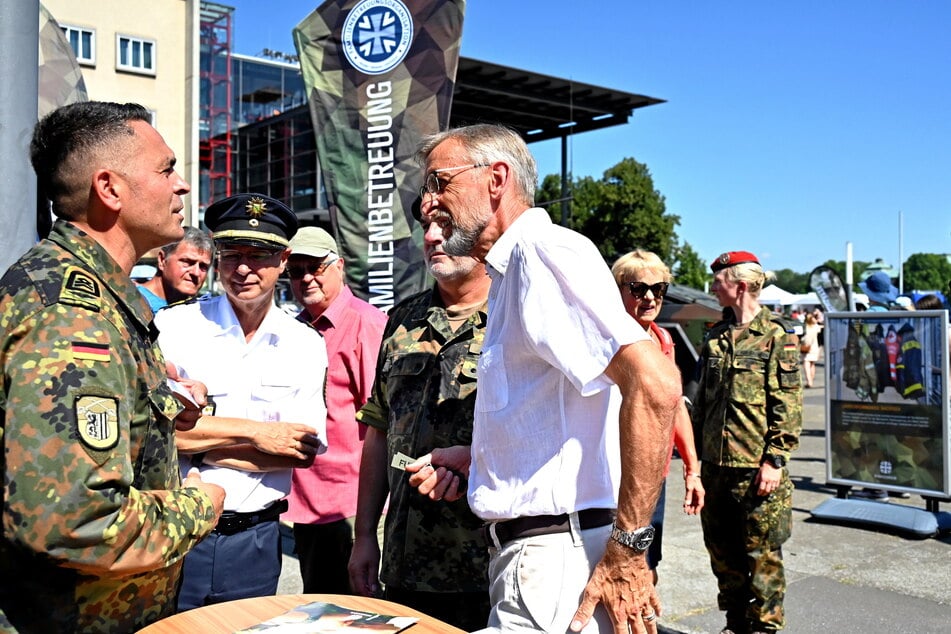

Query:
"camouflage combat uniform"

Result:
[[356, 287, 489, 621], [0, 221, 219, 633], [694, 306, 803, 632]]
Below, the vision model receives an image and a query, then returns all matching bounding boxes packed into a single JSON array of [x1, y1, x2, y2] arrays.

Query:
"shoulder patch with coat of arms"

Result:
[[76, 394, 119, 451]]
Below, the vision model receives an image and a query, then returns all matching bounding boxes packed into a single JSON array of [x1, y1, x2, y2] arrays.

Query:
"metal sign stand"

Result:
[[811, 309, 951, 538], [811, 491, 951, 537]]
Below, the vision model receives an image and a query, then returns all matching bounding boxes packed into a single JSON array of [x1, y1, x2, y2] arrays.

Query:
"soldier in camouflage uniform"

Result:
[[0, 102, 224, 633], [694, 251, 803, 634], [348, 215, 491, 631]]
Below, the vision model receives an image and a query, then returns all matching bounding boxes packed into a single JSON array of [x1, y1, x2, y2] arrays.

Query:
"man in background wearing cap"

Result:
[[154, 193, 329, 609], [283, 227, 387, 594], [137, 226, 214, 312], [694, 251, 802, 634]]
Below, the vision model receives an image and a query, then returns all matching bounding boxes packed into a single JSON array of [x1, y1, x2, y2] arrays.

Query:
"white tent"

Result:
[[758, 284, 798, 306], [792, 292, 821, 307]]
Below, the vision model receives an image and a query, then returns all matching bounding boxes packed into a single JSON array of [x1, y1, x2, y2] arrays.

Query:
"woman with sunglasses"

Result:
[[611, 249, 705, 586]]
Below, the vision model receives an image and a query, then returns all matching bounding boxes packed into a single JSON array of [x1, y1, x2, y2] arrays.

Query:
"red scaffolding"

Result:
[[199, 2, 233, 212]]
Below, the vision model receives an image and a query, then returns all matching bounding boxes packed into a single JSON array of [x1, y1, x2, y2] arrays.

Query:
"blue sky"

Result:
[[224, 0, 951, 274]]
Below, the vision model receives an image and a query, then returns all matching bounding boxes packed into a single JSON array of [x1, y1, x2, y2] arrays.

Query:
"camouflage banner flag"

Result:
[[293, 0, 466, 310]]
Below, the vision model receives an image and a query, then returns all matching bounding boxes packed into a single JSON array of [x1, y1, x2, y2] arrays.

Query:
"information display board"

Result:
[[824, 310, 950, 497]]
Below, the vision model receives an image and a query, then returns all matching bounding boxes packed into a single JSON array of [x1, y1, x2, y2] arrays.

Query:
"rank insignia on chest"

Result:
[[76, 395, 119, 451]]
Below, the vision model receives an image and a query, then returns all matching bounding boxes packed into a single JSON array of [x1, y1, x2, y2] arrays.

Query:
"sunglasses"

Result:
[[625, 281, 669, 299], [286, 257, 338, 279]]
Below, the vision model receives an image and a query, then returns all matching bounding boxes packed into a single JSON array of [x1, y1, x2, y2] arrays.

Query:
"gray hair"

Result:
[[416, 124, 537, 206], [161, 226, 214, 258]]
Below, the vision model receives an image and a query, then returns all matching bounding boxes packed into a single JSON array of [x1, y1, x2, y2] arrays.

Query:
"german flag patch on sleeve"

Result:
[[71, 341, 111, 363]]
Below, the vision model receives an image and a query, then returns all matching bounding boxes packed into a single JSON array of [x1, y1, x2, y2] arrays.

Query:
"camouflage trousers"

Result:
[[700, 464, 793, 631]]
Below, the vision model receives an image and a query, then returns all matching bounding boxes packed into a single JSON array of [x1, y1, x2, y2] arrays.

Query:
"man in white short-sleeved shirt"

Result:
[[156, 193, 328, 611], [409, 125, 682, 633]]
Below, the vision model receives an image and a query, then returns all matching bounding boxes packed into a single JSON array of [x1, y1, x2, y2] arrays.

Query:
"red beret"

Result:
[[711, 250, 760, 272]]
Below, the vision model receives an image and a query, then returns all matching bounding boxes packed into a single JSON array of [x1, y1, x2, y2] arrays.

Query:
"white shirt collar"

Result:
[[485, 207, 549, 276]]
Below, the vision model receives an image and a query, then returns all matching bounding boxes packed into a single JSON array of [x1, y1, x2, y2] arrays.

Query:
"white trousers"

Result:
[[474, 517, 613, 633]]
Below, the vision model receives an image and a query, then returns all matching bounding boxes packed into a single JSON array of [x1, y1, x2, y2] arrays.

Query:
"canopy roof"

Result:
[[451, 58, 664, 142]]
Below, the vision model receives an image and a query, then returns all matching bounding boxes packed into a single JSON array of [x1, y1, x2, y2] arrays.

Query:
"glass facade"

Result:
[[198, 42, 327, 220], [232, 105, 326, 215], [231, 55, 308, 127]]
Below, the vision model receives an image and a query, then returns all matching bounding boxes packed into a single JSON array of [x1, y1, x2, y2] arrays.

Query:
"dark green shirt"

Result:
[[358, 287, 488, 593]]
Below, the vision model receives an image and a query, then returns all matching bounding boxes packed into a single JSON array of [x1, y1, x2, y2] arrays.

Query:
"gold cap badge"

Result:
[[245, 196, 268, 218]]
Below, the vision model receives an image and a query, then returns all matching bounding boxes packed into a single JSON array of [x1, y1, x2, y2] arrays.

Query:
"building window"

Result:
[[61, 25, 95, 66], [116, 35, 155, 75]]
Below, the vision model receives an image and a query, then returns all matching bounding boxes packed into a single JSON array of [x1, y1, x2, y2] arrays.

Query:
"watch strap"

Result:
[[610, 524, 655, 552]]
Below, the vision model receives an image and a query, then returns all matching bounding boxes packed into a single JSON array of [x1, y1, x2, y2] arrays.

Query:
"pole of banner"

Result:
[[898, 210, 904, 295], [846, 241, 855, 311], [560, 135, 570, 227]]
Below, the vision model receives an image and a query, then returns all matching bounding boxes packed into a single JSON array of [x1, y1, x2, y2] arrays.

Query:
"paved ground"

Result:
[[654, 364, 951, 634], [276, 360, 951, 633]]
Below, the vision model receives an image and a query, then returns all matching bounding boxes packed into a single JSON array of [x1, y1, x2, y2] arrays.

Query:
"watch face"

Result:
[[634, 526, 655, 551], [612, 525, 655, 552]]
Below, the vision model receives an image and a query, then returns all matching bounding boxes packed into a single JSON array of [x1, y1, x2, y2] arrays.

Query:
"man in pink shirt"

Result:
[[284, 227, 387, 593]]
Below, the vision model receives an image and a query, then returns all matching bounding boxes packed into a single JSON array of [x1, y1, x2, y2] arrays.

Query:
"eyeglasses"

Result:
[[625, 281, 669, 299], [418, 163, 490, 200], [286, 257, 339, 279], [217, 249, 282, 266]]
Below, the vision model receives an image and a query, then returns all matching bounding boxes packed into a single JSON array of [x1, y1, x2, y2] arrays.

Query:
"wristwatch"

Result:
[[763, 453, 787, 468], [610, 524, 655, 552]]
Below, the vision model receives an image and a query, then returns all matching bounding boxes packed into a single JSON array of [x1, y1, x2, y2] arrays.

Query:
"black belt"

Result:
[[214, 499, 288, 536], [486, 508, 615, 546]]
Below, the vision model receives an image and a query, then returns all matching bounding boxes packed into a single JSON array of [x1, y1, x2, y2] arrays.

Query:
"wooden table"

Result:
[[137, 594, 466, 633]]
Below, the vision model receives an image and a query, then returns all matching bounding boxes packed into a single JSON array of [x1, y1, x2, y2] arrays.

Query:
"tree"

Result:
[[671, 243, 709, 290], [538, 157, 686, 265], [772, 268, 809, 293], [817, 259, 870, 286], [537, 173, 569, 226], [537, 157, 715, 288], [903, 253, 951, 292]]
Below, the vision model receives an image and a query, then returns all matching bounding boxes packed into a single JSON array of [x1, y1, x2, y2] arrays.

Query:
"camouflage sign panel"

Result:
[[293, 0, 466, 311], [824, 312, 950, 496]]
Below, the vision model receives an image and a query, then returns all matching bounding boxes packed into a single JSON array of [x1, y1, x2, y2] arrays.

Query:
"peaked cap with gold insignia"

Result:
[[204, 193, 298, 248]]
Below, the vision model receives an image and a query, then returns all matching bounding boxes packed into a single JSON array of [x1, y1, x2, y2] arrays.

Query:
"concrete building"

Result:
[[44, 0, 203, 225], [44, 1, 659, 232]]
